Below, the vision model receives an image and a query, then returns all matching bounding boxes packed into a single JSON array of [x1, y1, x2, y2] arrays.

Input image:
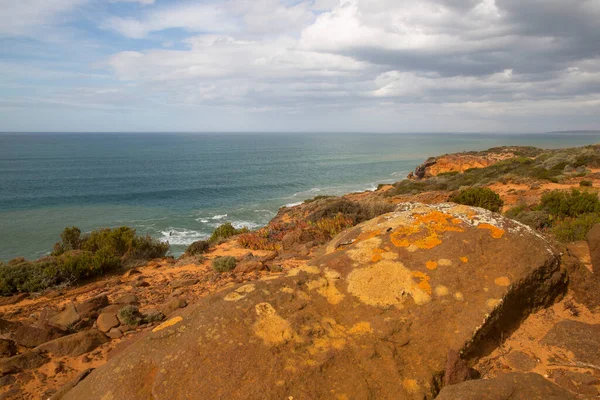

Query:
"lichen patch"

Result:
[[494, 277, 511, 287], [152, 316, 183, 333], [224, 284, 256, 302], [253, 303, 294, 346], [346, 260, 431, 307], [477, 223, 505, 239]]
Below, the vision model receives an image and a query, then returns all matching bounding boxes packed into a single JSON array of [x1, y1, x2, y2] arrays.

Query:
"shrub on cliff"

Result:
[[551, 213, 600, 242], [580, 180, 593, 187], [212, 256, 237, 273], [449, 187, 504, 212], [185, 240, 210, 256], [209, 223, 248, 243], [307, 199, 395, 224], [0, 226, 168, 296], [538, 189, 600, 218]]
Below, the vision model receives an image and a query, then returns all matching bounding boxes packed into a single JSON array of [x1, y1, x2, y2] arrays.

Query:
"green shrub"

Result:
[[514, 211, 551, 230], [449, 187, 504, 212], [212, 256, 237, 273], [538, 189, 600, 218], [437, 171, 460, 177], [0, 226, 168, 296], [307, 199, 395, 224], [118, 305, 142, 326], [580, 180, 593, 187], [185, 240, 210, 256], [209, 223, 248, 243], [551, 213, 600, 242]]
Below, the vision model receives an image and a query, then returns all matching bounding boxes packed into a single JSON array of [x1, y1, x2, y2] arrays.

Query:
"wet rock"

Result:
[[444, 350, 480, 385], [587, 223, 600, 273], [541, 320, 600, 365], [13, 324, 65, 348], [63, 203, 566, 400], [158, 297, 187, 316], [0, 351, 48, 376], [96, 313, 120, 333], [436, 372, 577, 400], [48, 303, 81, 331], [36, 329, 108, 357], [169, 279, 198, 289], [0, 339, 17, 358], [76, 295, 109, 319]]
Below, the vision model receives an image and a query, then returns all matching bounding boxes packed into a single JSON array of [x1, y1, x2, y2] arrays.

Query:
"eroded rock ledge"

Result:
[[63, 203, 566, 400]]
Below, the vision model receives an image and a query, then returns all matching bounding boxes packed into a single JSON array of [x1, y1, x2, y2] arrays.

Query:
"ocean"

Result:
[[1, 132, 599, 261]]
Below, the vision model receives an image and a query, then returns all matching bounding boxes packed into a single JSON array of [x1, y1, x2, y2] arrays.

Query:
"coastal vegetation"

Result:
[[209, 223, 249, 243], [449, 187, 504, 212], [212, 256, 237, 272], [0, 226, 168, 296]]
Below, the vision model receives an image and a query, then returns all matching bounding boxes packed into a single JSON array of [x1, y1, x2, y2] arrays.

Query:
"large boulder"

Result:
[[436, 372, 576, 400], [587, 223, 600, 273], [36, 329, 108, 357], [63, 203, 566, 400], [48, 302, 81, 331], [12, 324, 64, 348]]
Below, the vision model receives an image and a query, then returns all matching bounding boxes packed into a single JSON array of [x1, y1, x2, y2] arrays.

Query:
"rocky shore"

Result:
[[1, 144, 600, 399]]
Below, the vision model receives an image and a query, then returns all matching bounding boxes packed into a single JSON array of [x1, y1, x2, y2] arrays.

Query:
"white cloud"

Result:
[[0, 0, 87, 36], [109, 0, 155, 5]]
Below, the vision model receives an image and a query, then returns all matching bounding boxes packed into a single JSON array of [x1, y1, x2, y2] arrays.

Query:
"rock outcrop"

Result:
[[63, 203, 565, 400]]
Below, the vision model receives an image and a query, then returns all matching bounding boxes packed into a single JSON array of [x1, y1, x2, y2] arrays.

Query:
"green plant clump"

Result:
[[185, 240, 210, 256], [580, 180, 593, 187], [0, 226, 169, 296], [551, 213, 600, 242], [212, 256, 237, 273], [209, 223, 248, 243], [118, 305, 143, 326], [449, 187, 504, 212], [538, 189, 600, 218]]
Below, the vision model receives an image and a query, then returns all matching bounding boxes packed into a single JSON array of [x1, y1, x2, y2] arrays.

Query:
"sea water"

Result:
[[1, 132, 599, 261]]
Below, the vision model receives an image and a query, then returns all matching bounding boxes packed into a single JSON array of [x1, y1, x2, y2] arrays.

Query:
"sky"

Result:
[[0, 0, 599, 133]]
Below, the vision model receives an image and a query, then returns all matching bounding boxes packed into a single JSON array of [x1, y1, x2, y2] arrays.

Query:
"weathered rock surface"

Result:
[[0, 339, 17, 358], [541, 320, 600, 365], [36, 329, 108, 357], [76, 294, 109, 319], [48, 303, 81, 331], [96, 313, 119, 333], [436, 372, 577, 400], [63, 203, 565, 400], [12, 324, 64, 348], [0, 351, 48, 376], [587, 223, 600, 272], [158, 297, 187, 316]]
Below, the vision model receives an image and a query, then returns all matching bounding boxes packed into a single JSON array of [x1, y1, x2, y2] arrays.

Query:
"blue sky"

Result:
[[1, 0, 599, 132]]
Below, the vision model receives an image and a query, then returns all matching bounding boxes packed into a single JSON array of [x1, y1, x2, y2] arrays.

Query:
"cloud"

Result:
[[0, 0, 88, 36], [109, 0, 155, 4], [1, 0, 600, 132]]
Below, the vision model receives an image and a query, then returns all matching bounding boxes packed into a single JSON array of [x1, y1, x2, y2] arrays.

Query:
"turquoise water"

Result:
[[1, 132, 599, 261]]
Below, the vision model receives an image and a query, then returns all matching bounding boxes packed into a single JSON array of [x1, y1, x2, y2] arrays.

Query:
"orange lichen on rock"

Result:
[[390, 211, 465, 250], [477, 223, 505, 239], [371, 248, 385, 263], [425, 261, 438, 270], [460, 256, 469, 263], [356, 229, 382, 242], [412, 271, 432, 295]]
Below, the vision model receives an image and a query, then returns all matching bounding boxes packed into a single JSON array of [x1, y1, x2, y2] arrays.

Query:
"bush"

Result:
[[449, 187, 504, 212], [209, 223, 248, 243], [212, 256, 237, 273], [307, 199, 395, 224], [185, 240, 210, 256], [551, 213, 600, 242], [0, 226, 169, 296], [514, 211, 551, 230], [580, 180, 593, 187], [311, 214, 354, 237], [538, 189, 600, 218], [118, 305, 142, 326]]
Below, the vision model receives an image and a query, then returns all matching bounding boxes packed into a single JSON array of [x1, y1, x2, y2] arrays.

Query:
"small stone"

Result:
[[114, 294, 139, 305], [159, 297, 187, 316], [106, 328, 123, 339], [48, 303, 81, 331], [170, 279, 199, 289], [96, 313, 120, 333]]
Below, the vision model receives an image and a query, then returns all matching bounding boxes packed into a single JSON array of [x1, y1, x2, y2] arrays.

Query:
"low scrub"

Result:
[[307, 199, 395, 224], [311, 214, 354, 237], [449, 187, 504, 212], [538, 189, 600, 218], [580, 180, 593, 187], [209, 223, 248, 243], [0, 226, 168, 296], [212, 256, 237, 273], [551, 213, 600, 242], [185, 240, 210, 256]]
